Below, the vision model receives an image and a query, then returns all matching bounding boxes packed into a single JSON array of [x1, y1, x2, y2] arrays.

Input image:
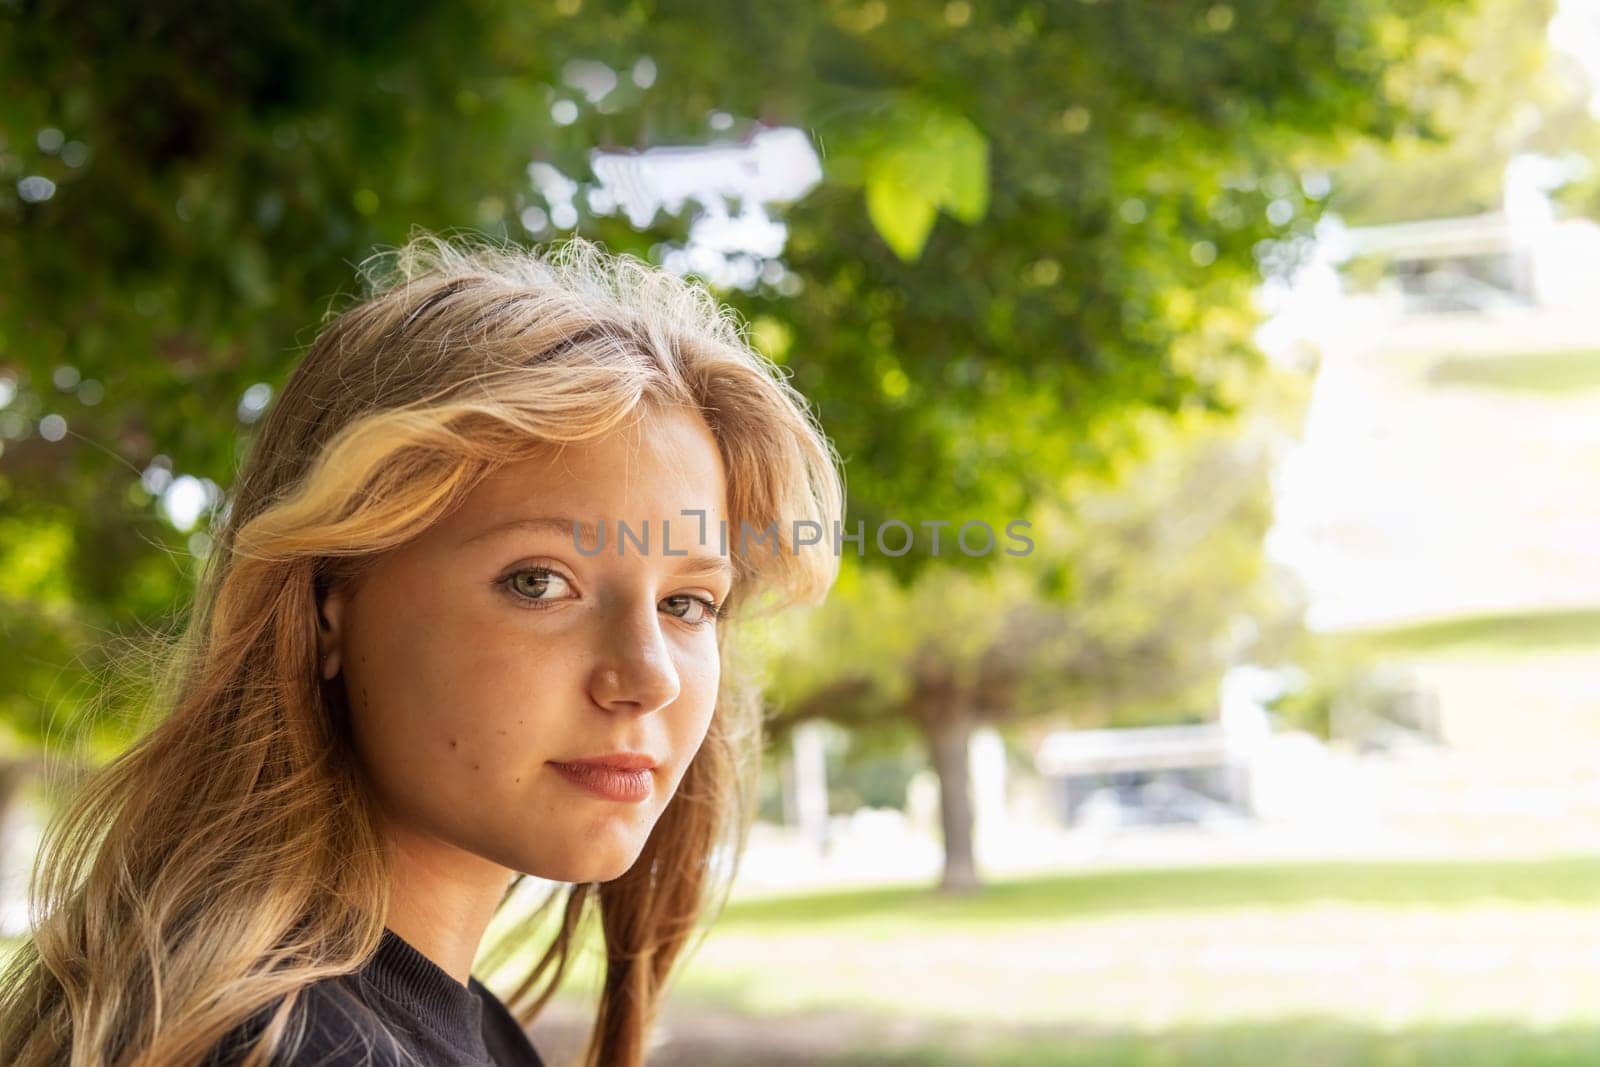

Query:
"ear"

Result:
[[316, 582, 349, 682]]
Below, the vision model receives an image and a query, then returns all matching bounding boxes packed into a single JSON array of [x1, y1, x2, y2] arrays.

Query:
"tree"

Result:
[[763, 393, 1309, 891], [1326, 0, 1589, 226], [0, 0, 1476, 763]]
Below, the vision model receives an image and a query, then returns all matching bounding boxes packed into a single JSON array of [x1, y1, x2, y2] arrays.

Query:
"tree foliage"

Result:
[[0, 0, 1475, 752]]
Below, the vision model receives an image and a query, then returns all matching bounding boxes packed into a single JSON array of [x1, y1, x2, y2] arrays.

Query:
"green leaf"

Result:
[[937, 115, 990, 223], [864, 167, 939, 260], [858, 102, 989, 259]]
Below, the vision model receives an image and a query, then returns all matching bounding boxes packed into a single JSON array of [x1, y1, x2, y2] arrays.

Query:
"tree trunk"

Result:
[[925, 708, 980, 893]]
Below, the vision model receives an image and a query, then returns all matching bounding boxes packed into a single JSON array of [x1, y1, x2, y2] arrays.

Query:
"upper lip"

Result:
[[552, 752, 660, 772]]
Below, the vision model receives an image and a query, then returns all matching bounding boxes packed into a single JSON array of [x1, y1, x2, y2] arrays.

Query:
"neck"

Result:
[[380, 821, 517, 985]]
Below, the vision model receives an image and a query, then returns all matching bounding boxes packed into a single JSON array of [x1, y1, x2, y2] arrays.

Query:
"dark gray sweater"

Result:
[[204, 927, 546, 1066]]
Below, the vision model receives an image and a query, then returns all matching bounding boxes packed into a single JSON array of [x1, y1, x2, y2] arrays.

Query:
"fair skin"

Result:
[[315, 405, 732, 985]]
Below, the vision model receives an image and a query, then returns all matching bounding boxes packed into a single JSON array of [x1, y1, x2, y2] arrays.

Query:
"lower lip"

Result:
[[549, 762, 653, 803]]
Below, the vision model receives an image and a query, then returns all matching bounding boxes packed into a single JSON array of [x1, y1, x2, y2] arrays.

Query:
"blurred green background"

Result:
[[11, 0, 1600, 1063]]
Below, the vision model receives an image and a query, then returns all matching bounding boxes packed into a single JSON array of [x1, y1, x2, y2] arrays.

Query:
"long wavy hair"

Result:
[[0, 232, 845, 1067]]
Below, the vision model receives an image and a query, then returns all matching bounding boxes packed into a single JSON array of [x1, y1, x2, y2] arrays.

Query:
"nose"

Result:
[[587, 598, 681, 715]]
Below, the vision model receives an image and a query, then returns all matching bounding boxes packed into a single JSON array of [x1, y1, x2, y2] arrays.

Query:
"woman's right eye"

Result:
[[503, 566, 575, 606]]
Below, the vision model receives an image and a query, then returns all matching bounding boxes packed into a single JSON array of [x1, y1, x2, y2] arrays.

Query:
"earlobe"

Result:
[[316, 585, 347, 681]]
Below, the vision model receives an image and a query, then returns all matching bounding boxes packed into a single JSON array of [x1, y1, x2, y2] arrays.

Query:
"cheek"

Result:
[[345, 598, 569, 783], [672, 649, 722, 745], [451, 638, 579, 756], [427, 623, 580, 759]]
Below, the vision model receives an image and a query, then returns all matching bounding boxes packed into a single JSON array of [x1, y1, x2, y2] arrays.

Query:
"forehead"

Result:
[[464, 406, 728, 527]]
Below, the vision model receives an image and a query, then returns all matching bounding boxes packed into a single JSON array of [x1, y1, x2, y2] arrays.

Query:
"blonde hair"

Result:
[[0, 231, 845, 1067]]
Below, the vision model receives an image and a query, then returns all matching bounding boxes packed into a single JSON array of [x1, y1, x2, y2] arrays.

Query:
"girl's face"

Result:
[[317, 405, 731, 884]]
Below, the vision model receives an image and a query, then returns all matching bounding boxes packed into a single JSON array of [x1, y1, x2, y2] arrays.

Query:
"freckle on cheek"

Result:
[[448, 739, 458, 750]]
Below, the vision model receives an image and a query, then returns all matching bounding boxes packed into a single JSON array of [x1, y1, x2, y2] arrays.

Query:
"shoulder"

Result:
[[470, 977, 546, 1067], [288, 979, 416, 1066], [203, 978, 416, 1067]]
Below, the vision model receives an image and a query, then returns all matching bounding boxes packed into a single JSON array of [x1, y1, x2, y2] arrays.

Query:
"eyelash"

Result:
[[499, 565, 729, 628]]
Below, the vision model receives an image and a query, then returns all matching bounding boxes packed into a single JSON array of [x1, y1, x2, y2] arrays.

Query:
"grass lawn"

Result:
[[512, 856, 1600, 1065], [633, 1017, 1600, 1067], [1425, 349, 1600, 395], [1333, 606, 1600, 659]]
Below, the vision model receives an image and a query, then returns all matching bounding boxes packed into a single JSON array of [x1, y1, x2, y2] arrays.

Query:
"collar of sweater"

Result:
[[360, 926, 490, 1058]]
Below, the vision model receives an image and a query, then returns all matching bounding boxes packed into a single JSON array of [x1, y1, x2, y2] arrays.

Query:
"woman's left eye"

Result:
[[662, 594, 725, 628]]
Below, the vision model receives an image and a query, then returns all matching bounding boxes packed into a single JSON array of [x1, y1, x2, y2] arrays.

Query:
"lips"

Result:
[[548, 759, 655, 802], [551, 752, 659, 772]]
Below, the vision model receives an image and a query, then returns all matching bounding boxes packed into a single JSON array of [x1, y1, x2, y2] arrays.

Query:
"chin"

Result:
[[533, 848, 643, 885]]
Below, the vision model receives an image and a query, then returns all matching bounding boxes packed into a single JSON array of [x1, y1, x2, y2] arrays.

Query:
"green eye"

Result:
[[505, 567, 572, 603], [664, 594, 726, 628]]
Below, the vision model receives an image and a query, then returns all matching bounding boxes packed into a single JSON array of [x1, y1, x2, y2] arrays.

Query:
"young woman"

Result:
[[0, 233, 844, 1066]]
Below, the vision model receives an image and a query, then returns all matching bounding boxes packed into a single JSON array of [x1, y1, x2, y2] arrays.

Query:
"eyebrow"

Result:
[[462, 516, 737, 583]]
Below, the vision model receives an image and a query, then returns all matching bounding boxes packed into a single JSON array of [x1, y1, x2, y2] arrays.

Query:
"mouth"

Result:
[[552, 752, 660, 773], [547, 757, 656, 802]]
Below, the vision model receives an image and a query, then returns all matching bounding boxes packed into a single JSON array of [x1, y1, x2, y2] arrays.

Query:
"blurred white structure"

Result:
[[969, 725, 1009, 839], [1261, 154, 1600, 631], [527, 125, 823, 291], [787, 720, 833, 854], [590, 126, 820, 239]]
